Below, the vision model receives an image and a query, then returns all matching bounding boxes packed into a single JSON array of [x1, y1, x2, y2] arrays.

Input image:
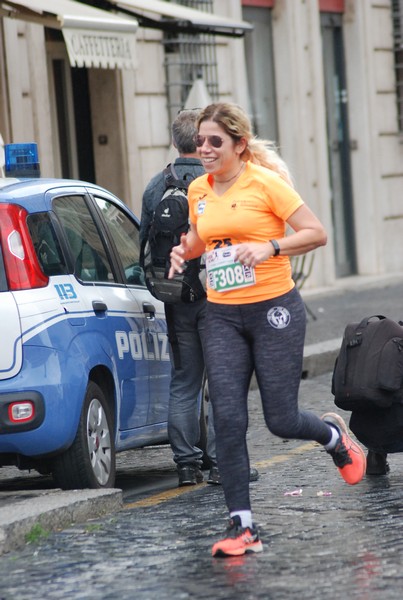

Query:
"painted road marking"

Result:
[[124, 484, 208, 509], [254, 441, 319, 468], [124, 441, 319, 510]]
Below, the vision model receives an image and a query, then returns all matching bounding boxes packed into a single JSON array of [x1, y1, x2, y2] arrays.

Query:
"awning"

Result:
[[106, 0, 252, 38], [0, 0, 139, 69]]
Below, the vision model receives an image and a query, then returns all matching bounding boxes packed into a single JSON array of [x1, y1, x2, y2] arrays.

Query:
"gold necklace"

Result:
[[215, 162, 244, 184]]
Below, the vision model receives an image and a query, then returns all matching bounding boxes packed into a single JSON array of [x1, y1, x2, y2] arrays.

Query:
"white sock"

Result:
[[230, 510, 253, 529], [324, 425, 340, 451]]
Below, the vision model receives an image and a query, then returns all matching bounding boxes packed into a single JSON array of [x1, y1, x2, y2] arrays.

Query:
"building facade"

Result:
[[0, 0, 402, 290]]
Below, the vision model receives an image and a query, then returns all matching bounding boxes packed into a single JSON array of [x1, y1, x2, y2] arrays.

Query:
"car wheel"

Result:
[[52, 381, 116, 490], [198, 372, 211, 469]]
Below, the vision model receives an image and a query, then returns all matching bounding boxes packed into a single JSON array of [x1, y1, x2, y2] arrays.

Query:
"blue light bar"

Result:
[[5, 143, 40, 178]]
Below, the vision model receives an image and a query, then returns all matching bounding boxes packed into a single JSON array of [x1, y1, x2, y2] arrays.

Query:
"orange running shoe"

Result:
[[212, 516, 263, 557], [322, 412, 366, 485]]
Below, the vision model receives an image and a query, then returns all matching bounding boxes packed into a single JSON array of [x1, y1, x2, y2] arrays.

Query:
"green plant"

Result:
[[25, 523, 49, 544]]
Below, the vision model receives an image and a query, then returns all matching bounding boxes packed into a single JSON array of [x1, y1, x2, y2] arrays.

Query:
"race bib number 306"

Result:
[[206, 245, 256, 292]]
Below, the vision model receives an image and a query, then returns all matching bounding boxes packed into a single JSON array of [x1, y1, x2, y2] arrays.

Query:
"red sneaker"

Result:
[[212, 516, 263, 557], [322, 412, 366, 485]]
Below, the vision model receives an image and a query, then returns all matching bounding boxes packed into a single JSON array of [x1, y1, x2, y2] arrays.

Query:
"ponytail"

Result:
[[243, 138, 293, 187]]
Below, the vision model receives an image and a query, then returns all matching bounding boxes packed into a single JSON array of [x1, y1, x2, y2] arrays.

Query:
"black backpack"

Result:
[[332, 315, 403, 411], [140, 163, 206, 304]]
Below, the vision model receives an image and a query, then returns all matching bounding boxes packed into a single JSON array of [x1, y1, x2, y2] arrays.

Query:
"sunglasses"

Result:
[[195, 134, 224, 149]]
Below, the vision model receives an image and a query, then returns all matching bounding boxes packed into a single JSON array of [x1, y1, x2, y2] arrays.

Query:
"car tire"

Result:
[[52, 381, 116, 490], [198, 372, 211, 470]]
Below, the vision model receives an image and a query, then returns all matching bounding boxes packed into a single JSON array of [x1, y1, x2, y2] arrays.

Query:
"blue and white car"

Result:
[[0, 150, 181, 490]]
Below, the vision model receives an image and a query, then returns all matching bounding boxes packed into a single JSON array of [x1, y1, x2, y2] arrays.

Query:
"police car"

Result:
[[0, 144, 186, 490]]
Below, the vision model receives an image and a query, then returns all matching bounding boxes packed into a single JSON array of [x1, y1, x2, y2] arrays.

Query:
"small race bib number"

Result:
[[206, 245, 256, 292]]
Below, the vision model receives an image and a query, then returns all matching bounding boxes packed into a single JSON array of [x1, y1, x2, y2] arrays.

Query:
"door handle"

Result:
[[92, 300, 107, 313], [143, 302, 155, 319]]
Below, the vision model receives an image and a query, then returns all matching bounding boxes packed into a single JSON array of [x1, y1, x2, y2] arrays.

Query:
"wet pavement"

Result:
[[1, 273, 403, 598], [1, 373, 403, 599]]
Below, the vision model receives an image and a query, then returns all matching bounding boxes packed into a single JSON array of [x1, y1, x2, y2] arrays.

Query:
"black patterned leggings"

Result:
[[204, 287, 332, 513]]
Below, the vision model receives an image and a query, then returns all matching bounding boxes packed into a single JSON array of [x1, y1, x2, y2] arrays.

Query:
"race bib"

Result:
[[206, 245, 256, 292]]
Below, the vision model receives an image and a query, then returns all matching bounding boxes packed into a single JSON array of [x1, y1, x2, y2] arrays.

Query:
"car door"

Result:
[[90, 193, 170, 428], [49, 190, 156, 433]]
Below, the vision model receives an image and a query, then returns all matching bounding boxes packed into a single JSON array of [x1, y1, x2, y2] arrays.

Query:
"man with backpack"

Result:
[[140, 109, 213, 486], [140, 109, 259, 487]]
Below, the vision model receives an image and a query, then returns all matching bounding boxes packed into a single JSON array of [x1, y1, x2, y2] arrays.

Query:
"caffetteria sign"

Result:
[[63, 28, 137, 69]]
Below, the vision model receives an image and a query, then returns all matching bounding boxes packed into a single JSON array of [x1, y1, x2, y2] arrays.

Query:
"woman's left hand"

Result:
[[235, 242, 273, 267]]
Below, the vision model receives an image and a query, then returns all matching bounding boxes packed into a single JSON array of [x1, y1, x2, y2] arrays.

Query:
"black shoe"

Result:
[[249, 467, 259, 482], [177, 465, 204, 486], [366, 450, 390, 476], [207, 466, 260, 485], [207, 466, 221, 485]]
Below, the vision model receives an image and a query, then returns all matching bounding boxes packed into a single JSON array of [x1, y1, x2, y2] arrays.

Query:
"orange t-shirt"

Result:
[[188, 161, 303, 304]]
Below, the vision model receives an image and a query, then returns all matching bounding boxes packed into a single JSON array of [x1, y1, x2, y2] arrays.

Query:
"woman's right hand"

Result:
[[168, 233, 189, 278]]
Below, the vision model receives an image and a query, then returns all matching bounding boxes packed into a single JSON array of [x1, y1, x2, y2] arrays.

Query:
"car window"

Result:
[[94, 196, 145, 287], [28, 213, 68, 276], [53, 195, 114, 283]]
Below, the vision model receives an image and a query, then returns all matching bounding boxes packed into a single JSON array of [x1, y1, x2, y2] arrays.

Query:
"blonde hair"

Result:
[[197, 103, 293, 186]]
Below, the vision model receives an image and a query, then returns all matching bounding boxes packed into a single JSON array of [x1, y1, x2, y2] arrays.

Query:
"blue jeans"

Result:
[[207, 404, 217, 465], [165, 299, 209, 467]]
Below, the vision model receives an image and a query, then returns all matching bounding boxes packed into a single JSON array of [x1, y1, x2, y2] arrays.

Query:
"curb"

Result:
[[0, 488, 122, 555], [302, 337, 340, 379]]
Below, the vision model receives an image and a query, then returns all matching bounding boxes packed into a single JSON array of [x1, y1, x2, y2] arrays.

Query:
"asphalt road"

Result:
[[2, 374, 403, 599]]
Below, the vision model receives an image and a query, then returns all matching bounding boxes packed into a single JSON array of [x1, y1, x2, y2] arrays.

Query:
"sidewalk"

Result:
[[1, 272, 403, 555]]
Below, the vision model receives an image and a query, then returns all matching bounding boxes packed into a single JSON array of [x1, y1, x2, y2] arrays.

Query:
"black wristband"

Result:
[[269, 239, 280, 256]]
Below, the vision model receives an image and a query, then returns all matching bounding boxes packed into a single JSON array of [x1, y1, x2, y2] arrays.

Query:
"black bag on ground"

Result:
[[332, 315, 403, 411], [140, 164, 206, 304]]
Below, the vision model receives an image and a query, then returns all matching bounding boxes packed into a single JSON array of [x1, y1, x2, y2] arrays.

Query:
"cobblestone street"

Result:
[[1, 373, 403, 599]]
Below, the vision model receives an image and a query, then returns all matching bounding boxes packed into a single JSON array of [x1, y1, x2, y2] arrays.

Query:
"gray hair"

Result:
[[171, 109, 200, 154]]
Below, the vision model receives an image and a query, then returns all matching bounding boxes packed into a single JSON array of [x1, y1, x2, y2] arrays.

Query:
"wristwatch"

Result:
[[269, 239, 280, 256]]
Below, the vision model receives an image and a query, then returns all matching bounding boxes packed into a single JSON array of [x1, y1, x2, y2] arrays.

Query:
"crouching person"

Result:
[[350, 405, 403, 475]]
